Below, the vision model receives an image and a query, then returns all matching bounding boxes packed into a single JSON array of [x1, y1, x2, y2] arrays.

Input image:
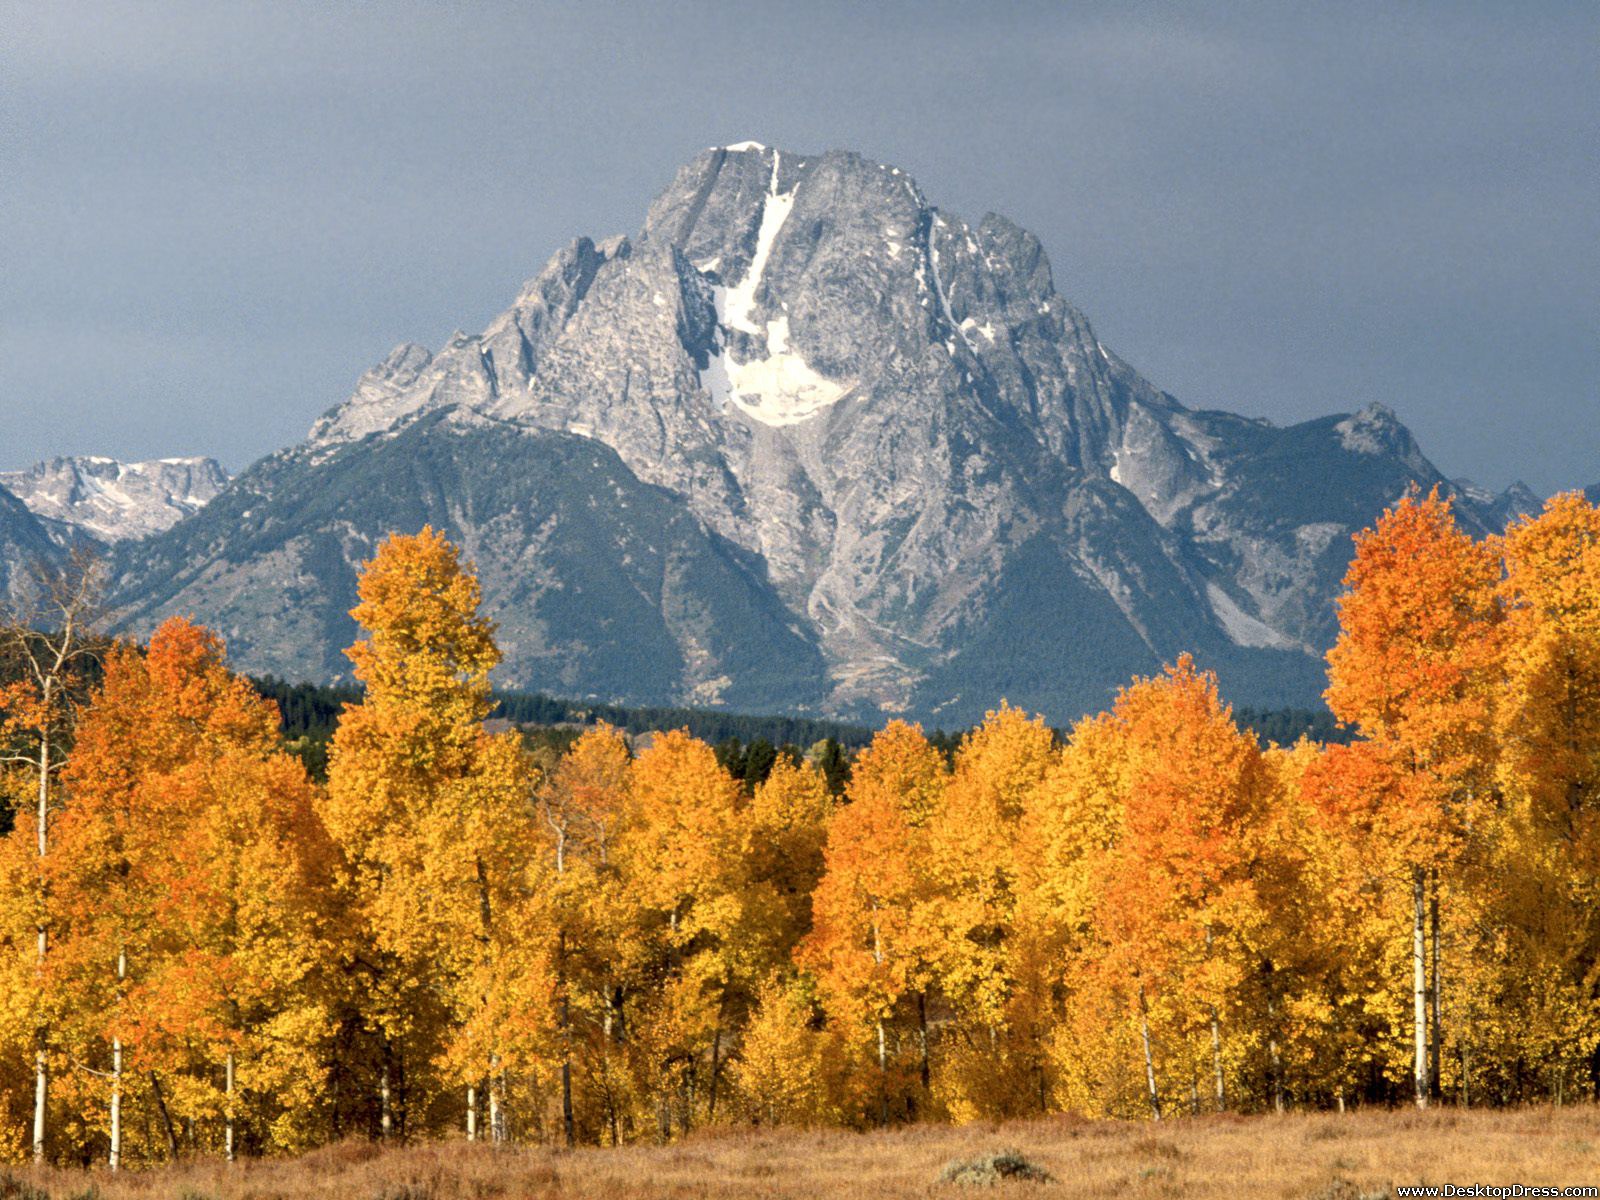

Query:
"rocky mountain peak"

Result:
[[1453, 477, 1542, 529], [99, 143, 1565, 723], [1335, 402, 1417, 457], [0, 456, 229, 544]]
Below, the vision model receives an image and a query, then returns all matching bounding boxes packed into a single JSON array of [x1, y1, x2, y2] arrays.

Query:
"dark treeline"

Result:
[[251, 676, 1350, 783], [489, 691, 878, 751], [251, 677, 876, 750], [1235, 706, 1354, 748], [249, 677, 879, 784]]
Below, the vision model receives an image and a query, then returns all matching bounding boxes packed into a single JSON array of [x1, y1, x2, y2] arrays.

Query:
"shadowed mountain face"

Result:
[[110, 416, 826, 710], [0, 484, 65, 604], [107, 144, 1541, 724]]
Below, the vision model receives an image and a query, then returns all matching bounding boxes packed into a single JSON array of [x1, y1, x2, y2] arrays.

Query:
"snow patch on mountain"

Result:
[[701, 315, 851, 426], [695, 149, 850, 426]]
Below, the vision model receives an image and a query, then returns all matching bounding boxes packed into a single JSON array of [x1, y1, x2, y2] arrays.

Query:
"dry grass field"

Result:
[[3, 1107, 1596, 1199]]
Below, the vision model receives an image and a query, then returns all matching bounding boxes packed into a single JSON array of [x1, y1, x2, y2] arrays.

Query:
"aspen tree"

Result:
[[745, 756, 832, 964], [803, 721, 946, 1125], [0, 553, 101, 1164], [1481, 493, 1600, 1092], [56, 617, 334, 1162], [538, 722, 630, 1144], [1106, 659, 1265, 1116], [1325, 488, 1501, 1107], [619, 731, 747, 1135], [323, 527, 534, 1142], [926, 704, 1055, 1119], [1020, 661, 1265, 1118], [1284, 740, 1425, 1101]]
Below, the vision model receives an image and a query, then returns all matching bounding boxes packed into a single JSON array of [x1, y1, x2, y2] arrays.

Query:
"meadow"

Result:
[[3, 1106, 1596, 1199]]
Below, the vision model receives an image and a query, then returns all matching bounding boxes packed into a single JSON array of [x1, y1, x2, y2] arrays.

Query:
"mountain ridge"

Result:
[[74, 143, 1559, 722], [0, 455, 229, 544]]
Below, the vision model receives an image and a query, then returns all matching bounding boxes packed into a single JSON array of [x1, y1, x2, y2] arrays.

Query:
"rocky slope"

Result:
[[110, 414, 824, 708], [0, 483, 66, 604], [107, 144, 1546, 723], [0, 456, 228, 544]]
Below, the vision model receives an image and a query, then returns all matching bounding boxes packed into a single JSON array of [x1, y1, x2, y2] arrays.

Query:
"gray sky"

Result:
[[4, 1, 1596, 493]]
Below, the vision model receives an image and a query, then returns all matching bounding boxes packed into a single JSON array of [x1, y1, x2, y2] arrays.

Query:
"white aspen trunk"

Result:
[[1430, 874, 1442, 1103], [1266, 992, 1285, 1113], [1412, 866, 1429, 1109], [917, 993, 931, 1095], [32, 1047, 46, 1166], [224, 1051, 236, 1163], [707, 1023, 723, 1122], [32, 725, 50, 1165], [489, 1059, 505, 1145], [560, 1057, 574, 1147], [1138, 984, 1161, 1121], [1269, 1035, 1285, 1112], [34, 735, 48, 860], [109, 947, 126, 1170], [380, 1060, 393, 1140], [467, 1083, 477, 1141], [1204, 927, 1224, 1111], [472, 856, 499, 1141], [1210, 1007, 1225, 1111], [870, 909, 889, 1127], [108, 1039, 122, 1170], [875, 1018, 890, 1128], [657, 1073, 671, 1144]]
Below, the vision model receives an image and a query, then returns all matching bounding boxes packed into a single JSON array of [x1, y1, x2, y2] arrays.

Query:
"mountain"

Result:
[[110, 414, 824, 709], [0, 483, 65, 603], [1453, 477, 1541, 530], [0, 456, 228, 544], [107, 143, 1542, 724]]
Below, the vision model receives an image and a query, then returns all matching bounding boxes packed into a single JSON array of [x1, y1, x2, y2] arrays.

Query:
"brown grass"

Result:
[[4, 1106, 1596, 1199]]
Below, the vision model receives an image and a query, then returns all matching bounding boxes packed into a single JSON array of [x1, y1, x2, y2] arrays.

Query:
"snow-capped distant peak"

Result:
[[0, 456, 229, 543], [721, 140, 768, 152]]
